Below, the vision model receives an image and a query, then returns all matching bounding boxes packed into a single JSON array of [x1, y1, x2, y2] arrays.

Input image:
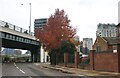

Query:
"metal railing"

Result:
[[0, 20, 34, 36]]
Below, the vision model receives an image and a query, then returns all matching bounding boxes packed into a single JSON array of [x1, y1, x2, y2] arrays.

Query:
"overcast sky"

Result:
[[0, 0, 119, 42]]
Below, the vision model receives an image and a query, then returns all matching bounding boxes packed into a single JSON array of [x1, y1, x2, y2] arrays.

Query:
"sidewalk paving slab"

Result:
[[34, 63, 120, 77]]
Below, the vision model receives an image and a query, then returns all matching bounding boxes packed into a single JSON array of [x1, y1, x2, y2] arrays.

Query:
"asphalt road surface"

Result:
[[2, 63, 89, 78]]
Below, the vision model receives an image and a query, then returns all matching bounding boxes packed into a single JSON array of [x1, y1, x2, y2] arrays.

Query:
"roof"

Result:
[[102, 37, 119, 45], [116, 23, 120, 27]]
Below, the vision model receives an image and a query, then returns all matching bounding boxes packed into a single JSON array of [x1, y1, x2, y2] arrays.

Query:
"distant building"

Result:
[[96, 23, 117, 37], [2, 48, 15, 55], [34, 18, 49, 63], [34, 18, 47, 29], [14, 50, 22, 55], [73, 35, 80, 41], [73, 36, 80, 52], [82, 38, 93, 54], [34, 18, 48, 37], [80, 41, 83, 52], [116, 23, 120, 43], [118, 1, 120, 23], [116, 23, 120, 37]]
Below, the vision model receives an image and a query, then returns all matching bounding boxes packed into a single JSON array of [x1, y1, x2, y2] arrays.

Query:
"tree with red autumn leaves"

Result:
[[35, 9, 76, 64]]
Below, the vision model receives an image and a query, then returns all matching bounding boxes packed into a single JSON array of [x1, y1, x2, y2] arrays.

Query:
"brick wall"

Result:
[[90, 47, 120, 72]]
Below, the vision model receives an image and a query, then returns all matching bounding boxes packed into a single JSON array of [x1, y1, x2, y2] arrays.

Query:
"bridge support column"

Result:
[[0, 38, 2, 63], [35, 48, 40, 62], [30, 47, 40, 63], [37, 47, 40, 62], [0, 37, 1, 78], [34, 50, 37, 62], [31, 51, 34, 62]]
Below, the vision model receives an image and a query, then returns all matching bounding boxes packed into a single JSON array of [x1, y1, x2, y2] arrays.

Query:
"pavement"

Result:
[[35, 63, 120, 78]]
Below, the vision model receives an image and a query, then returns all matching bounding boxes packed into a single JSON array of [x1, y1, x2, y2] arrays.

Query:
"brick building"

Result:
[[93, 36, 118, 52], [90, 23, 120, 73]]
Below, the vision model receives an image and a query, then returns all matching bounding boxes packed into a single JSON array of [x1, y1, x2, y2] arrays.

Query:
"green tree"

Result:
[[59, 40, 76, 63], [61, 40, 75, 54]]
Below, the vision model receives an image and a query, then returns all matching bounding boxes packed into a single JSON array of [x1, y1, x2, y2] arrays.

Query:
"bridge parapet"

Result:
[[0, 20, 34, 36]]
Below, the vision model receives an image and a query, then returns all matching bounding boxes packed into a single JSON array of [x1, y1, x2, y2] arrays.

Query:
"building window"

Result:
[[96, 45, 101, 52], [110, 30, 111, 37], [113, 45, 117, 50], [113, 45, 117, 53]]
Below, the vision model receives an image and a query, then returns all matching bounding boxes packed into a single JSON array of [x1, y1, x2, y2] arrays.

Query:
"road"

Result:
[[2, 63, 88, 78]]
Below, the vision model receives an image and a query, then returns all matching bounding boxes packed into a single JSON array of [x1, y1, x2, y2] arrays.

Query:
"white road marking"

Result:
[[19, 69, 25, 74], [14, 63, 25, 74], [16, 67, 19, 69], [13, 63, 32, 78], [14, 63, 16, 67]]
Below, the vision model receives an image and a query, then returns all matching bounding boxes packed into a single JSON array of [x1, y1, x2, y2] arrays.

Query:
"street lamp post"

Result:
[[29, 3, 31, 35], [21, 3, 31, 35]]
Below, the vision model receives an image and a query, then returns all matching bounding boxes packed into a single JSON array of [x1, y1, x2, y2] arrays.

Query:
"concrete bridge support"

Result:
[[30, 47, 40, 62], [0, 37, 1, 50]]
